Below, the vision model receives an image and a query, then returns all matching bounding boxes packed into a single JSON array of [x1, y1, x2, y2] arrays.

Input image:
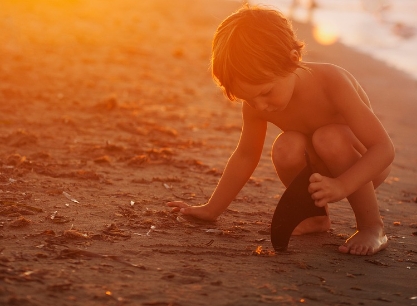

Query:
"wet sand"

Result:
[[0, 0, 416, 305]]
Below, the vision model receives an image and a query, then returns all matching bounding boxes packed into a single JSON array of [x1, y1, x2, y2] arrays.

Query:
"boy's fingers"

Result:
[[309, 173, 322, 183], [308, 181, 323, 194], [315, 200, 325, 207], [166, 201, 188, 208], [180, 207, 190, 214], [311, 189, 331, 206], [313, 192, 330, 207], [310, 189, 324, 201], [308, 183, 318, 194], [166, 202, 195, 216], [167, 201, 190, 214]]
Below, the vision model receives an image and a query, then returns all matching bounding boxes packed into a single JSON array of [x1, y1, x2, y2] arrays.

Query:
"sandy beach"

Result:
[[1, 0, 417, 305]]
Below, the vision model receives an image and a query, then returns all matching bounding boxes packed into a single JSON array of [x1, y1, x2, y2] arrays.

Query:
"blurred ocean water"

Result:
[[247, 0, 417, 80]]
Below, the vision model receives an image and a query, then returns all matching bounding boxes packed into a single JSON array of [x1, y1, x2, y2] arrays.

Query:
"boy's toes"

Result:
[[338, 244, 349, 254], [339, 243, 374, 256], [366, 247, 376, 256], [338, 231, 388, 255], [339, 243, 366, 255], [353, 245, 368, 256], [349, 245, 360, 255]]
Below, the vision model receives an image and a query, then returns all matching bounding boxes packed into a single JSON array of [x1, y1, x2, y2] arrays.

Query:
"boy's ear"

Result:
[[290, 49, 300, 62]]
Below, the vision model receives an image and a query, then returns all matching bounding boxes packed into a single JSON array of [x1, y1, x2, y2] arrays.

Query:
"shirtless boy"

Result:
[[168, 5, 395, 256]]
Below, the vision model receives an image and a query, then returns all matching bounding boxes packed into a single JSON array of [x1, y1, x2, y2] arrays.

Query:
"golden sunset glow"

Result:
[[1, 0, 127, 47], [312, 23, 339, 45], [0, 0, 414, 304]]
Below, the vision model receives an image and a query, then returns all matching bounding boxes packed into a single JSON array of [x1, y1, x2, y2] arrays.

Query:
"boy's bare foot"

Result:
[[291, 215, 330, 235], [338, 227, 388, 255], [166, 201, 218, 222]]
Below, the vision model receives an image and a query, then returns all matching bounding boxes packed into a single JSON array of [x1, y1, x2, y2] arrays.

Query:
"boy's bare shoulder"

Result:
[[308, 62, 357, 87], [303, 63, 360, 104], [307, 62, 352, 80], [307, 62, 371, 110]]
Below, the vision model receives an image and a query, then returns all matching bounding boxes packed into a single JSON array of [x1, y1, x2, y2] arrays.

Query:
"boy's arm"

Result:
[[167, 104, 267, 220], [311, 67, 395, 205]]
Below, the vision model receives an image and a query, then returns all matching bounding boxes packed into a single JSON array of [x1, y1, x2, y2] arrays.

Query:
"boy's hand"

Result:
[[166, 201, 218, 222], [308, 173, 345, 207]]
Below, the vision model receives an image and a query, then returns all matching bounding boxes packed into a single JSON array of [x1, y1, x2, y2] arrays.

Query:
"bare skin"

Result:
[[168, 59, 395, 256]]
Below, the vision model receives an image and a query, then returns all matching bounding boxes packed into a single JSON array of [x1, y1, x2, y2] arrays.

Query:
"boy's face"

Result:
[[231, 73, 297, 112]]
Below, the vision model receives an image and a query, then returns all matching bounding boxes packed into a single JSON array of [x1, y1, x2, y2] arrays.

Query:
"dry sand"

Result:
[[0, 0, 416, 305]]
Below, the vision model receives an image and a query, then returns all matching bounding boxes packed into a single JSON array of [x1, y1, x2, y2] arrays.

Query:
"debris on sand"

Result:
[[62, 191, 79, 203], [9, 216, 32, 227]]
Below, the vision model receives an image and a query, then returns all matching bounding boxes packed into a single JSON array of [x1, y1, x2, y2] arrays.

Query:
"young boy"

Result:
[[167, 5, 394, 256]]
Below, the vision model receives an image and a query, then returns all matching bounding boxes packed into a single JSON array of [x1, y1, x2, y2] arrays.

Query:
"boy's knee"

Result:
[[272, 132, 308, 168], [312, 125, 353, 159]]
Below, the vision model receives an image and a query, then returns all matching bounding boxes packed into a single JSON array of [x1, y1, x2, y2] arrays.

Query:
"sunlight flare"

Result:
[[312, 23, 339, 45]]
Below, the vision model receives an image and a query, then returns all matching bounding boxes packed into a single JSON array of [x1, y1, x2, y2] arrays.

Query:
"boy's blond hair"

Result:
[[211, 5, 305, 101]]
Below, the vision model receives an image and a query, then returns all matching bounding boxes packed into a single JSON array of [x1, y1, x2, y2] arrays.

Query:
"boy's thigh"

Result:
[[272, 131, 327, 172], [313, 124, 366, 154], [373, 164, 391, 188], [273, 126, 391, 187], [273, 128, 337, 176], [272, 131, 309, 160], [312, 124, 391, 187]]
